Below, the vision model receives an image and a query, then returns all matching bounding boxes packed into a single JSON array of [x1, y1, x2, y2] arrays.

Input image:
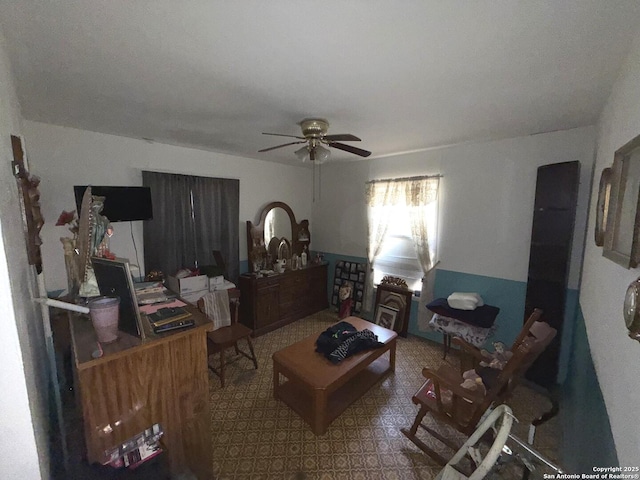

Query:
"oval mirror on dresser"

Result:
[[242, 202, 327, 336], [264, 206, 292, 248], [247, 201, 309, 273]]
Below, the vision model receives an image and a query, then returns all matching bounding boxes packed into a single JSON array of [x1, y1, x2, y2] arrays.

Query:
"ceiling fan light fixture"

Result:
[[295, 146, 310, 162], [314, 145, 331, 164], [259, 118, 371, 160]]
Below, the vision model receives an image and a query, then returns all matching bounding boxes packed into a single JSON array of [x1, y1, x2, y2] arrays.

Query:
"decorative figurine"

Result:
[[338, 281, 354, 319]]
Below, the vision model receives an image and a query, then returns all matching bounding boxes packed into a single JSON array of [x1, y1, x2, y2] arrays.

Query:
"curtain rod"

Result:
[[365, 173, 443, 185]]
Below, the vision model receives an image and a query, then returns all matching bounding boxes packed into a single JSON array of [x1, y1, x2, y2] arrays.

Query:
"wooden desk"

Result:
[[70, 303, 212, 479], [272, 317, 397, 435]]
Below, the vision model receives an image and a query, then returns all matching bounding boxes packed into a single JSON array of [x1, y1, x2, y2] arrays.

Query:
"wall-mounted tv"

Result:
[[74, 185, 153, 222]]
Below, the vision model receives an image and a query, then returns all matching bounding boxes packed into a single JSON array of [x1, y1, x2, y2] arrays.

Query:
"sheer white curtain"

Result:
[[364, 176, 439, 314], [364, 180, 400, 311], [407, 178, 440, 329]]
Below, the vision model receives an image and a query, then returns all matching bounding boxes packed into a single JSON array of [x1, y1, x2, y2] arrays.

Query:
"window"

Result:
[[365, 175, 439, 304], [371, 201, 438, 291]]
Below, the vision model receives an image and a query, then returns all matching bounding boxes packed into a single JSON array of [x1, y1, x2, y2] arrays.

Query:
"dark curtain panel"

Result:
[[142, 171, 239, 283], [142, 172, 194, 277], [191, 175, 239, 282]]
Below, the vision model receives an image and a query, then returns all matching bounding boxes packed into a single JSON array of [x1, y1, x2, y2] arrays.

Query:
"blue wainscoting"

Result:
[[240, 259, 249, 275], [409, 269, 580, 384], [560, 305, 618, 470], [557, 288, 579, 384], [418, 269, 529, 346]]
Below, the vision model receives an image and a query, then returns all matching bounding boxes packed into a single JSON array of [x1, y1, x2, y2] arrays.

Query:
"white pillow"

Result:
[[447, 292, 484, 310]]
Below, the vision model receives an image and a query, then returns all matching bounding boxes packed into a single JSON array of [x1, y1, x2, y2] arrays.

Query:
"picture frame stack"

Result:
[[374, 304, 400, 330], [374, 276, 413, 337], [331, 260, 366, 315]]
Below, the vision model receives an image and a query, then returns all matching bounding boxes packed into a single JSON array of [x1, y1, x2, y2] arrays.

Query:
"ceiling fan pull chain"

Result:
[[319, 162, 322, 201]]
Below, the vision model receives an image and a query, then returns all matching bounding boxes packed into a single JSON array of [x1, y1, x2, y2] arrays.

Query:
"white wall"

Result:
[[0, 29, 49, 479], [314, 127, 595, 288], [23, 121, 315, 293], [580, 32, 640, 466]]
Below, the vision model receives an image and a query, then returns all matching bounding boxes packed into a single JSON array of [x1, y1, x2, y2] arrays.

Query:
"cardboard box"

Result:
[[209, 275, 224, 287], [166, 275, 209, 294]]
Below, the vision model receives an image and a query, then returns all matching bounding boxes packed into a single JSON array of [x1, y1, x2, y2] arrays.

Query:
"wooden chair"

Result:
[[401, 308, 556, 465], [197, 288, 258, 387]]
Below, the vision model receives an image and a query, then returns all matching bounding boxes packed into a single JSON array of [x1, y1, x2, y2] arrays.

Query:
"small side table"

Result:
[[429, 313, 495, 358]]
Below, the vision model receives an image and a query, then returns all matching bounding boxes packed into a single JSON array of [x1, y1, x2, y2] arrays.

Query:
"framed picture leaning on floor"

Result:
[[374, 304, 399, 330]]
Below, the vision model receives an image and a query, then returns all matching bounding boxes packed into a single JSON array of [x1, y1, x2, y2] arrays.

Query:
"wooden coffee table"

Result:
[[272, 316, 397, 435]]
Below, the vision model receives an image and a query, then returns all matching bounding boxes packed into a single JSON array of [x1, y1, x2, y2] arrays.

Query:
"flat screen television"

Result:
[[74, 185, 153, 222]]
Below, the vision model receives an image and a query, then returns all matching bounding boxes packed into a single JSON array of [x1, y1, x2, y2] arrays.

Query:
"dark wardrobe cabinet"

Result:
[[525, 161, 579, 387]]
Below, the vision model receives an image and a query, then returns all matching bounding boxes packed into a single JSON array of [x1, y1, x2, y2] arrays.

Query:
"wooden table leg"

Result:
[[312, 388, 328, 435], [273, 361, 280, 399], [389, 340, 396, 371], [443, 333, 451, 359]]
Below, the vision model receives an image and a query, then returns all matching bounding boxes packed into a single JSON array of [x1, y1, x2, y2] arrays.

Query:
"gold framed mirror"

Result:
[[603, 133, 640, 268], [264, 206, 292, 250], [246, 202, 310, 273], [594, 167, 612, 247]]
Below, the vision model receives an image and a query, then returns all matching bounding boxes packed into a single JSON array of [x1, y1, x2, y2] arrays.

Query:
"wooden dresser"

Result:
[[239, 263, 328, 336], [70, 304, 212, 479]]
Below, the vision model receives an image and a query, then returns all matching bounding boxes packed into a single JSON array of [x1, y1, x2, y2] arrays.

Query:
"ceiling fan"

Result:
[[258, 118, 371, 163]]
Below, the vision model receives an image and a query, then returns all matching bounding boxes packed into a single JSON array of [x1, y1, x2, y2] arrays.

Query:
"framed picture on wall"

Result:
[[374, 304, 399, 330]]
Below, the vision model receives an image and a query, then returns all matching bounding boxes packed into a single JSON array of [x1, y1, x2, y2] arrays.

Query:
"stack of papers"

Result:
[[139, 299, 187, 315], [134, 281, 171, 305]]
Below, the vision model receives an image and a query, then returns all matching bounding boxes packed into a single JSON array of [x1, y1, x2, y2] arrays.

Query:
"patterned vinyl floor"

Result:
[[208, 310, 562, 480]]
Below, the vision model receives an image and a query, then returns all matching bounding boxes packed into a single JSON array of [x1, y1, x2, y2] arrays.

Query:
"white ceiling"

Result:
[[2, 1, 640, 166]]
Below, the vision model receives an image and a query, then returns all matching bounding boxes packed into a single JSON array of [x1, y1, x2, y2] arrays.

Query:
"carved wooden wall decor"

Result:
[[380, 275, 408, 289], [11, 135, 44, 273]]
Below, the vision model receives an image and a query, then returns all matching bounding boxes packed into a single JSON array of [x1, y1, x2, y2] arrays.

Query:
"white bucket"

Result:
[[89, 296, 120, 343]]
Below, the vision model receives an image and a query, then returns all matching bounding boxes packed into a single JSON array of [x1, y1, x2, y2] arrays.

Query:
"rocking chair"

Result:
[[401, 308, 556, 465]]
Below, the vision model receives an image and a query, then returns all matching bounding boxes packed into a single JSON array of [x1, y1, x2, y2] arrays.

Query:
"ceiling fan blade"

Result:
[[324, 134, 361, 142], [328, 142, 372, 157], [262, 132, 306, 140], [310, 148, 316, 161], [258, 141, 306, 153]]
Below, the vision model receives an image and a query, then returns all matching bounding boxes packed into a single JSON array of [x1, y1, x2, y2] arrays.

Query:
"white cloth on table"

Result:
[[209, 279, 236, 292], [429, 313, 495, 348], [447, 292, 484, 310], [201, 289, 231, 331]]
